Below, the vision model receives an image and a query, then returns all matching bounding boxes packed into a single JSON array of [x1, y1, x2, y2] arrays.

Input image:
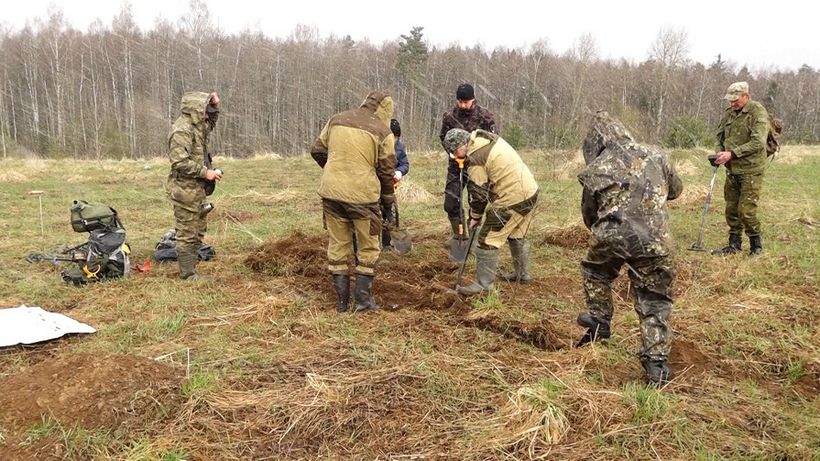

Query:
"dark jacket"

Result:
[[395, 139, 409, 176], [439, 102, 497, 170]]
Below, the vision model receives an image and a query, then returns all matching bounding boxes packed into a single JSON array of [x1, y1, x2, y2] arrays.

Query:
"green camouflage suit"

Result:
[[578, 112, 683, 362], [167, 92, 217, 278], [716, 100, 769, 237]]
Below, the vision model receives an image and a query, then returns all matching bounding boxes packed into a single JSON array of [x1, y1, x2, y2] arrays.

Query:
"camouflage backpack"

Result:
[[766, 114, 783, 157]]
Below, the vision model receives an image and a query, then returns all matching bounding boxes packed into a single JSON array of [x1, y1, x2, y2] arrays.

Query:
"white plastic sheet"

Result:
[[0, 305, 96, 347]]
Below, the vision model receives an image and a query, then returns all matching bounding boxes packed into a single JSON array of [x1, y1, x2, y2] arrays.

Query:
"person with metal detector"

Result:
[[442, 128, 538, 296], [381, 118, 412, 255], [439, 83, 498, 261], [713, 81, 770, 256], [574, 111, 683, 386]]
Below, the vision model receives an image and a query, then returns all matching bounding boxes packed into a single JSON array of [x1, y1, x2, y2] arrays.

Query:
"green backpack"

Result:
[[70, 200, 121, 233]]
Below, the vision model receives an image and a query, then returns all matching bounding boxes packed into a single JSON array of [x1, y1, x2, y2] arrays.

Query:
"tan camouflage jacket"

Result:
[[310, 92, 396, 204], [716, 100, 769, 175], [167, 91, 214, 211], [578, 141, 683, 256], [465, 130, 538, 220]]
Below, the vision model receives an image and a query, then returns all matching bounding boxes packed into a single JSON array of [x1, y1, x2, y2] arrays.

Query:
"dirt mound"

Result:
[[539, 224, 590, 249], [463, 315, 567, 351], [245, 232, 468, 311], [670, 338, 716, 377], [0, 352, 183, 430], [245, 232, 326, 278]]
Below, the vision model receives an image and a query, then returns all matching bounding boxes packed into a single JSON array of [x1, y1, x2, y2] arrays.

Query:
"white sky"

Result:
[[2, 0, 817, 71]]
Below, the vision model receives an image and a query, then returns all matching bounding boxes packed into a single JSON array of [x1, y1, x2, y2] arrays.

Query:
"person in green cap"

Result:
[[713, 81, 770, 256]]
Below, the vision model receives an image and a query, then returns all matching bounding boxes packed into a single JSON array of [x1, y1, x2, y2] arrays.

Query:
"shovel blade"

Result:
[[390, 228, 412, 255], [448, 238, 470, 262]]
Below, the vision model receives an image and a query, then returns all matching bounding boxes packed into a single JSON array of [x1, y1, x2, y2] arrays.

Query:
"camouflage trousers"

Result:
[[476, 193, 538, 250], [724, 172, 763, 237], [168, 180, 207, 273], [323, 199, 381, 276], [581, 245, 674, 360]]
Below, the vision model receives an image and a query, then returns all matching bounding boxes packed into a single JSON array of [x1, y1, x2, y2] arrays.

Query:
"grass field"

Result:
[[0, 145, 818, 460]]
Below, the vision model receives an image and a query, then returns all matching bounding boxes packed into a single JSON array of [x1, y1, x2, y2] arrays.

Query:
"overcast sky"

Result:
[[2, 0, 816, 72]]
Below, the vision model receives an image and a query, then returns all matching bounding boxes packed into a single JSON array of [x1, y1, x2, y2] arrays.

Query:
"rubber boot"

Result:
[[332, 274, 350, 313], [575, 313, 611, 347], [457, 247, 499, 296], [500, 239, 531, 283], [641, 357, 671, 386], [712, 234, 742, 256], [177, 247, 199, 280], [749, 235, 763, 256], [353, 274, 379, 313]]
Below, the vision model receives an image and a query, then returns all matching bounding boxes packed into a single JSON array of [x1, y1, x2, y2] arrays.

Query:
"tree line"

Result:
[[1, 3, 818, 160]]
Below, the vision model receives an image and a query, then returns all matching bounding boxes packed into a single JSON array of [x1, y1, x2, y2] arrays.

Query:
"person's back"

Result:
[[316, 93, 395, 204], [579, 141, 681, 255]]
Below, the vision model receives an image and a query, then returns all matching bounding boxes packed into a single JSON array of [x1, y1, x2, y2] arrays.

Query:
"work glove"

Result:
[[380, 194, 397, 228], [393, 171, 403, 181]]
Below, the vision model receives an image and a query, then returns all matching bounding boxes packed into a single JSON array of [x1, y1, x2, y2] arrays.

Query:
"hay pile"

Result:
[[396, 177, 434, 203]]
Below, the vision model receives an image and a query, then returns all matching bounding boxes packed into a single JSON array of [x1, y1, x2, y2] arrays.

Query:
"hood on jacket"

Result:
[[582, 111, 634, 164], [360, 91, 394, 126], [179, 91, 211, 125]]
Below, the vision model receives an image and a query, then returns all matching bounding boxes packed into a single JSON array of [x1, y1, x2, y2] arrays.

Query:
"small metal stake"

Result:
[[28, 190, 45, 238]]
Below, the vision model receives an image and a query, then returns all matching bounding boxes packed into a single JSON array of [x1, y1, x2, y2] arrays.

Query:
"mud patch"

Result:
[[0, 352, 183, 430], [463, 315, 566, 351], [538, 224, 589, 249], [670, 338, 715, 377]]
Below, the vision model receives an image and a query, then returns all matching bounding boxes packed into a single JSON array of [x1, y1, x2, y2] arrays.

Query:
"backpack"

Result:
[[60, 200, 130, 286], [153, 229, 215, 262], [70, 200, 122, 232], [766, 114, 783, 157]]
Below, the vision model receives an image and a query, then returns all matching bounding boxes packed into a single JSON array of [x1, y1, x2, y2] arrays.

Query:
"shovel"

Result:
[[690, 155, 720, 252], [449, 159, 470, 262], [388, 201, 412, 255]]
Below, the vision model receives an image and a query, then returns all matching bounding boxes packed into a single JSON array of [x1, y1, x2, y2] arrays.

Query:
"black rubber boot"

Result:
[[749, 235, 763, 256], [353, 274, 379, 313], [457, 247, 499, 296], [575, 313, 611, 347], [178, 248, 200, 280], [332, 274, 350, 313], [712, 234, 742, 256], [641, 357, 671, 386], [500, 239, 531, 283]]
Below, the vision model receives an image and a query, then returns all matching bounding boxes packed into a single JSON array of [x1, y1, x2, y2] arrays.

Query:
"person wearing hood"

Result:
[[442, 128, 538, 296], [575, 111, 683, 385], [439, 83, 497, 247], [166, 91, 222, 280], [310, 91, 397, 314]]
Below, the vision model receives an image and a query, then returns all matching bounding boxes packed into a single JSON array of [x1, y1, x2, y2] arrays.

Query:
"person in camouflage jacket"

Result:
[[575, 111, 683, 385], [439, 83, 497, 243], [310, 91, 396, 314], [713, 81, 770, 256], [166, 91, 222, 280]]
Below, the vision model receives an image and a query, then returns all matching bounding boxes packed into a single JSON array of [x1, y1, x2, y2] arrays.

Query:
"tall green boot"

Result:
[[500, 239, 531, 283], [457, 247, 499, 296]]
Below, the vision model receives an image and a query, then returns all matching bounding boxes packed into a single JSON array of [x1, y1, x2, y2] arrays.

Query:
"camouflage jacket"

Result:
[[716, 100, 769, 175], [439, 102, 497, 170], [167, 92, 215, 211], [310, 91, 396, 205], [578, 141, 683, 256], [465, 130, 538, 220]]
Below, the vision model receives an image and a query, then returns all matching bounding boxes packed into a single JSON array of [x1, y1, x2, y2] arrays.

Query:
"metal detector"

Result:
[[690, 156, 720, 252]]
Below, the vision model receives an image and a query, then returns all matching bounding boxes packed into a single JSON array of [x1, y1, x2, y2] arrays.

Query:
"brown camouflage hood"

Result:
[[582, 111, 634, 164], [179, 91, 211, 125], [360, 91, 394, 126]]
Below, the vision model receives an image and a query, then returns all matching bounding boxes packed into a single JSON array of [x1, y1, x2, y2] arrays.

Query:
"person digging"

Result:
[[442, 128, 539, 296]]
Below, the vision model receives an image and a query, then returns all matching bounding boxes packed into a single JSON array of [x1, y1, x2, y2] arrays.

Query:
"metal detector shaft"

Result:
[[691, 165, 719, 251]]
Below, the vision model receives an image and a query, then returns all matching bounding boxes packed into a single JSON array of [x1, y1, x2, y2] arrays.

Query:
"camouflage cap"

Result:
[[724, 81, 749, 101], [443, 128, 471, 153]]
